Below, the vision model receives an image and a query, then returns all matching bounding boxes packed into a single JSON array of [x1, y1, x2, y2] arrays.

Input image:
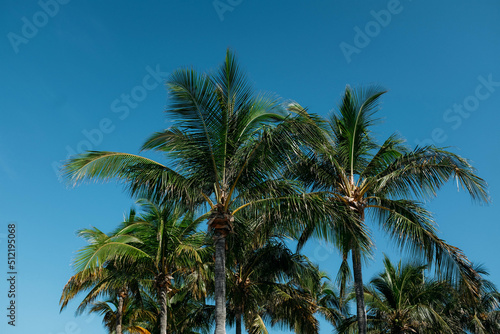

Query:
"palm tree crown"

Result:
[[290, 85, 489, 334]]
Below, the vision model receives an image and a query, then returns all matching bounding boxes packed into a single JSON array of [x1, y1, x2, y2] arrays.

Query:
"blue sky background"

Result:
[[1, 1, 499, 333]]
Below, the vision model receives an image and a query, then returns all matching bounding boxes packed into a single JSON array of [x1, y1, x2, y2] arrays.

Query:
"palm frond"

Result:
[[368, 198, 480, 295], [370, 146, 489, 202]]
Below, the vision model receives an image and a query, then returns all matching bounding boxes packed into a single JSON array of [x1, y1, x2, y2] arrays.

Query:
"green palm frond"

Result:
[[246, 314, 269, 334], [60, 268, 105, 311], [330, 85, 386, 175], [369, 146, 489, 202], [368, 197, 479, 292], [360, 133, 408, 179], [341, 256, 457, 333], [63, 151, 165, 184], [335, 253, 352, 301], [62, 151, 199, 207], [73, 227, 149, 273]]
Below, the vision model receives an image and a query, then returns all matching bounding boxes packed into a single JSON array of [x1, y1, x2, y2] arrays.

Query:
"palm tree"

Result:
[[62, 266, 147, 334], [87, 291, 155, 334], [301, 272, 350, 332], [338, 256, 453, 333], [445, 264, 500, 333], [130, 279, 213, 334], [60, 212, 147, 334], [263, 270, 351, 334], [62, 200, 208, 334], [125, 199, 209, 334], [166, 282, 214, 334], [62, 50, 335, 334], [290, 85, 489, 334]]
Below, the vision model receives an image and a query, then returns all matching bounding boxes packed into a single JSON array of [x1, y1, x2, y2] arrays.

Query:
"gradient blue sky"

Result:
[[1, 1, 499, 333]]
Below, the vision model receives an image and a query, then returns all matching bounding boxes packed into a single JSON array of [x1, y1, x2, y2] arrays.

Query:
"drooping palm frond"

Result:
[[446, 263, 500, 333], [368, 197, 479, 293], [62, 151, 201, 207], [63, 151, 165, 184], [60, 267, 105, 311], [335, 253, 353, 302]]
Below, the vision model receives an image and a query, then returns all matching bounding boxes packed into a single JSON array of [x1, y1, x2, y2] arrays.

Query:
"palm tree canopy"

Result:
[[63, 50, 323, 213], [290, 85, 489, 291], [447, 263, 500, 333], [338, 255, 454, 334]]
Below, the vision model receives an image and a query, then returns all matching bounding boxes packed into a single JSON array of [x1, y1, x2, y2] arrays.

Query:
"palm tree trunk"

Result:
[[236, 313, 242, 334], [352, 248, 367, 334], [159, 286, 168, 334], [215, 235, 227, 334], [116, 292, 124, 334]]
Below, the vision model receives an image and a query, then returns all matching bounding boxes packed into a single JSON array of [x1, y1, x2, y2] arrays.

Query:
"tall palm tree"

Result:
[[62, 50, 336, 334], [338, 256, 453, 333], [290, 85, 489, 334]]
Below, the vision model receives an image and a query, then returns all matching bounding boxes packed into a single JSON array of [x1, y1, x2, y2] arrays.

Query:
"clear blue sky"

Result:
[[1, 1, 499, 333]]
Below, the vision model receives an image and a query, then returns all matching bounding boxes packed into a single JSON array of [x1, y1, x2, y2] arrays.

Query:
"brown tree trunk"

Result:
[[352, 248, 367, 334], [116, 290, 125, 334], [215, 235, 227, 334], [235, 312, 242, 334], [159, 286, 168, 334]]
